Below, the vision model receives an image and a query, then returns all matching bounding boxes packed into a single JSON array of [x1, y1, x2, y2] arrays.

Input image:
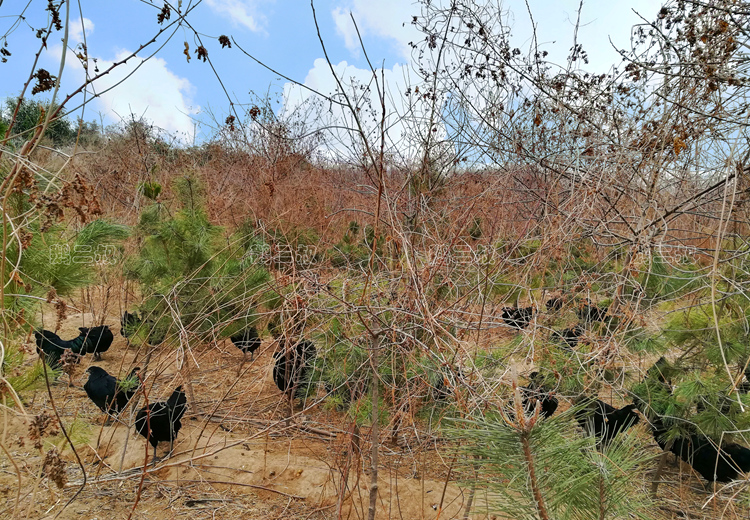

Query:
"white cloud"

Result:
[[69, 18, 94, 45], [293, 1, 670, 162], [332, 7, 359, 57], [42, 45, 199, 142], [205, 0, 268, 33], [331, 1, 420, 61], [502, 0, 666, 73], [90, 51, 200, 140], [330, 0, 665, 71], [283, 58, 446, 164]]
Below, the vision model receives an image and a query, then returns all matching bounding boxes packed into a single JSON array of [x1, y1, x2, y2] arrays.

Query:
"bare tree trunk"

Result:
[[462, 485, 475, 520], [520, 430, 549, 520], [367, 333, 380, 520], [462, 456, 480, 520], [181, 343, 197, 412], [650, 451, 668, 497], [336, 422, 360, 520]]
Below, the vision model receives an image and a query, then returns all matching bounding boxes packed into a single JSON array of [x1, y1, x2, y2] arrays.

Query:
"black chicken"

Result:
[[83, 366, 141, 419], [231, 325, 261, 361], [433, 366, 465, 401], [78, 325, 114, 360], [121, 311, 165, 346], [273, 339, 317, 398], [576, 301, 609, 324], [545, 297, 563, 312], [521, 372, 558, 419], [551, 325, 584, 350], [34, 329, 87, 368], [120, 311, 139, 341], [650, 416, 750, 482], [575, 398, 640, 447], [134, 386, 187, 465], [501, 306, 535, 330]]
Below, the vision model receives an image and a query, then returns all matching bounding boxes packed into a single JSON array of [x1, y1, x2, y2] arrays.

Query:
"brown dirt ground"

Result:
[[0, 307, 483, 520], [0, 306, 748, 519]]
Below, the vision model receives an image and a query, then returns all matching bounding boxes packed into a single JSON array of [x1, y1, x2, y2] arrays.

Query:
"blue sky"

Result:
[[0, 0, 664, 144]]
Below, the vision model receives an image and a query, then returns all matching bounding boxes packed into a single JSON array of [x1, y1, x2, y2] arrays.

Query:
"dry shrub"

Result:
[[69, 131, 735, 268]]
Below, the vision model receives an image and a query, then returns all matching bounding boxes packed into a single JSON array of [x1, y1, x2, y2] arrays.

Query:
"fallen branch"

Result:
[[160, 479, 305, 500]]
